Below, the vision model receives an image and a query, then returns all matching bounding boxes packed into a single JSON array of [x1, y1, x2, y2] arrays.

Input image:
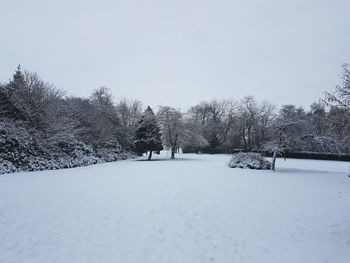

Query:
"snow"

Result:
[[0, 153, 349, 263]]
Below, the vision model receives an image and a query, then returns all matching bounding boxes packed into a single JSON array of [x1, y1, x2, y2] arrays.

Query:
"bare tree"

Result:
[[323, 64, 350, 110], [263, 105, 307, 170], [89, 87, 121, 144], [157, 106, 184, 159], [186, 99, 236, 152], [116, 98, 142, 150], [236, 96, 260, 150]]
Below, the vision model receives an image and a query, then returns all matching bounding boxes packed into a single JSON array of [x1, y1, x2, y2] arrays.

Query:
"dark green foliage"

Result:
[[134, 106, 163, 159]]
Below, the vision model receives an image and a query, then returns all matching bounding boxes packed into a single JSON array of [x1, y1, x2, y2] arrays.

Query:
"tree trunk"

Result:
[[242, 129, 248, 151], [148, 151, 152, 160], [247, 126, 251, 149], [171, 134, 178, 159], [271, 151, 277, 171]]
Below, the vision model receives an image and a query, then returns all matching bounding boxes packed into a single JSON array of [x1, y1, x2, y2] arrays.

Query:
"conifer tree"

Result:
[[134, 106, 163, 160], [5, 65, 33, 123]]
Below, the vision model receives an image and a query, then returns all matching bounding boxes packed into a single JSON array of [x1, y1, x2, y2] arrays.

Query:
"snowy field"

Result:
[[0, 153, 349, 263]]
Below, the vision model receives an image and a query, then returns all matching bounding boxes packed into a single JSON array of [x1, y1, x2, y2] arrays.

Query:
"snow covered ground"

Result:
[[0, 153, 349, 263]]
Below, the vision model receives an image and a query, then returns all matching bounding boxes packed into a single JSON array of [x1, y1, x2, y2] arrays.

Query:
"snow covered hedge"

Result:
[[229, 152, 271, 170], [0, 119, 136, 175]]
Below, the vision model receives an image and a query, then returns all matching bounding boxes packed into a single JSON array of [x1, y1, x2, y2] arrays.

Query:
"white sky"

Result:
[[1, 0, 350, 110]]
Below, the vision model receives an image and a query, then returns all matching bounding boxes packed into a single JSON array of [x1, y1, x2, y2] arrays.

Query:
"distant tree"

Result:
[[263, 105, 307, 170], [157, 106, 184, 159], [186, 99, 235, 153], [90, 86, 114, 107], [310, 102, 327, 135], [181, 117, 209, 152], [236, 96, 259, 150], [89, 87, 121, 144], [325, 107, 350, 152], [236, 96, 275, 151], [256, 101, 275, 147], [134, 106, 163, 160], [322, 65, 350, 153], [64, 97, 97, 143], [116, 98, 142, 151]]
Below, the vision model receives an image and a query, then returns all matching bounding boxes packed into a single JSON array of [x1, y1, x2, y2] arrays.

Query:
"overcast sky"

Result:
[[1, 0, 350, 110]]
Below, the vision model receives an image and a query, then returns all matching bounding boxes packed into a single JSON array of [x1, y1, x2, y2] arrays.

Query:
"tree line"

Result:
[[0, 65, 349, 172]]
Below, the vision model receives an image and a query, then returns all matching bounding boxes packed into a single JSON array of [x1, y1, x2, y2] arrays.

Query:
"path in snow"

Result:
[[0, 153, 349, 263]]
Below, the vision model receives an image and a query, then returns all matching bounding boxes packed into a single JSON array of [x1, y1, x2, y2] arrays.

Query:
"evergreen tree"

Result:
[[134, 106, 163, 160], [5, 65, 33, 123], [10, 65, 26, 90]]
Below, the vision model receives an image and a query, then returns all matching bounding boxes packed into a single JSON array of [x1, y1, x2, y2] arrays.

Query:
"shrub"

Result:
[[229, 152, 271, 170], [0, 158, 18, 174], [0, 119, 135, 175]]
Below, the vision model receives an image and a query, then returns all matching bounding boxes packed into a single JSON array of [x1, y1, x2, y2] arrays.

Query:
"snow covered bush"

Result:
[[0, 119, 134, 175], [0, 158, 18, 174], [0, 119, 44, 165], [95, 140, 136, 162], [229, 152, 271, 170]]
